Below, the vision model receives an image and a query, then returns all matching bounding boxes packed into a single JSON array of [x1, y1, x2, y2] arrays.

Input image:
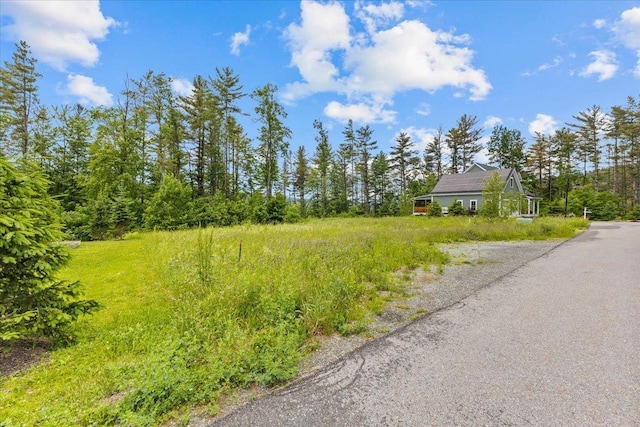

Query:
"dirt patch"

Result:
[[0, 339, 52, 378]]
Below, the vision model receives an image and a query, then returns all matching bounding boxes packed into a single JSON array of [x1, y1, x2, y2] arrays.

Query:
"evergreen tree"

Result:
[[211, 67, 245, 197], [1, 158, 99, 343], [312, 120, 332, 216], [390, 131, 417, 195], [0, 41, 42, 158], [182, 75, 212, 196], [446, 114, 483, 173], [52, 104, 93, 211], [356, 125, 377, 213], [341, 120, 359, 207], [550, 128, 578, 216], [252, 83, 291, 199], [371, 151, 390, 214], [569, 105, 606, 191], [293, 146, 309, 215], [424, 125, 445, 178], [526, 132, 553, 200]]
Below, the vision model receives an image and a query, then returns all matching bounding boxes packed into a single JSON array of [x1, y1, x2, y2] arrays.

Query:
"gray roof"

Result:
[[430, 169, 512, 194], [467, 163, 498, 172]]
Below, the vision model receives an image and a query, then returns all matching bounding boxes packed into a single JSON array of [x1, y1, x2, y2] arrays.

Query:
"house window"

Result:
[[456, 200, 463, 207], [470, 200, 477, 212], [510, 177, 514, 188]]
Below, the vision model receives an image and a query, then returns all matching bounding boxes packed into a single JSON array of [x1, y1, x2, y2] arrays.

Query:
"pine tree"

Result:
[[1, 158, 99, 343], [211, 67, 245, 197], [341, 119, 359, 207], [0, 41, 42, 158], [446, 114, 483, 173], [252, 83, 291, 199], [569, 105, 606, 191], [312, 120, 332, 216], [293, 146, 309, 215], [526, 132, 553, 200], [356, 125, 377, 213], [389, 131, 417, 195], [424, 125, 445, 178]]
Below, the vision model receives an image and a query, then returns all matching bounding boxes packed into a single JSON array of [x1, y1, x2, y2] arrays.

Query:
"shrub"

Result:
[[284, 203, 303, 224], [627, 205, 640, 221], [426, 200, 442, 217], [568, 185, 622, 221], [448, 201, 466, 216], [144, 175, 192, 230], [0, 158, 100, 344]]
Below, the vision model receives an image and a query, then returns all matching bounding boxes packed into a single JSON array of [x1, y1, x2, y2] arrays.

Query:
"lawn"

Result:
[[0, 216, 587, 426]]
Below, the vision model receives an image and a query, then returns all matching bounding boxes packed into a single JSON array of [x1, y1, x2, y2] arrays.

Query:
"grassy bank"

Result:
[[0, 216, 587, 426]]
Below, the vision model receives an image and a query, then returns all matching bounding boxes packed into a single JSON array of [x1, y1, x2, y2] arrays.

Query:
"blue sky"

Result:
[[1, 1, 639, 160]]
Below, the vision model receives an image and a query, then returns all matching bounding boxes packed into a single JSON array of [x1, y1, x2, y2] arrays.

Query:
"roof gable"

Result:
[[464, 163, 498, 173]]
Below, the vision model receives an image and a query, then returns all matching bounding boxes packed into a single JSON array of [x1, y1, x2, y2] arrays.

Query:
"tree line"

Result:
[[2, 41, 639, 240]]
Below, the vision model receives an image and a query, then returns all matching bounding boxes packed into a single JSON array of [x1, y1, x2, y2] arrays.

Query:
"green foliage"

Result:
[[284, 203, 303, 224], [144, 175, 192, 230], [447, 200, 467, 216], [626, 205, 640, 221], [0, 158, 99, 343], [487, 125, 526, 172], [265, 193, 287, 224], [567, 185, 622, 220], [426, 199, 442, 217], [479, 171, 505, 218], [110, 185, 134, 239]]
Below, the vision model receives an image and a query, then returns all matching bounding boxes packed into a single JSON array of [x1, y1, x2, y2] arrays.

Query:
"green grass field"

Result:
[[0, 216, 587, 426]]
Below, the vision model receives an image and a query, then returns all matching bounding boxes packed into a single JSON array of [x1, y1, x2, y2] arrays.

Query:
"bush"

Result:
[[0, 158, 100, 344], [448, 201, 466, 216], [144, 175, 192, 230], [626, 205, 640, 221], [568, 185, 622, 221], [284, 203, 303, 223], [426, 200, 442, 217]]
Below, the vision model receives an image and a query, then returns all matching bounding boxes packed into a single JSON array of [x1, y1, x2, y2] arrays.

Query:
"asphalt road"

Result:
[[213, 222, 640, 426]]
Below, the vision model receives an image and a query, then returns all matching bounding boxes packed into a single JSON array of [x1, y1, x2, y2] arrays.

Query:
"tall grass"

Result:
[[0, 216, 587, 426]]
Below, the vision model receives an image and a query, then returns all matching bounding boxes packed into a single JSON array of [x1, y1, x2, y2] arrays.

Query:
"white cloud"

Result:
[[415, 103, 430, 116], [354, 0, 405, 34], [1, 1, 117, 70], [283, 1, 351, 101], [484, 116, 502, 129], [402, 126, 437, 152], [324, 99, 397, 124], [538, 56, 562, 71], [613, 7, 640, 50], [593, 19, 607, 29], [528, 113, 557, 136], [612, 6, 640, 77], [170, 78, 194, 97], [283, 0, 491, 124], [580, 50, 618, 81], [230, 24, 251, 56], [64, 74, 113, 106], [344, 20, 490, 100]]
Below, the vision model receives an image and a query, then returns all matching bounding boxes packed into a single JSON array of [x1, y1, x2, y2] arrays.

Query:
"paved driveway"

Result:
[[213, 222, 640, 426]]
